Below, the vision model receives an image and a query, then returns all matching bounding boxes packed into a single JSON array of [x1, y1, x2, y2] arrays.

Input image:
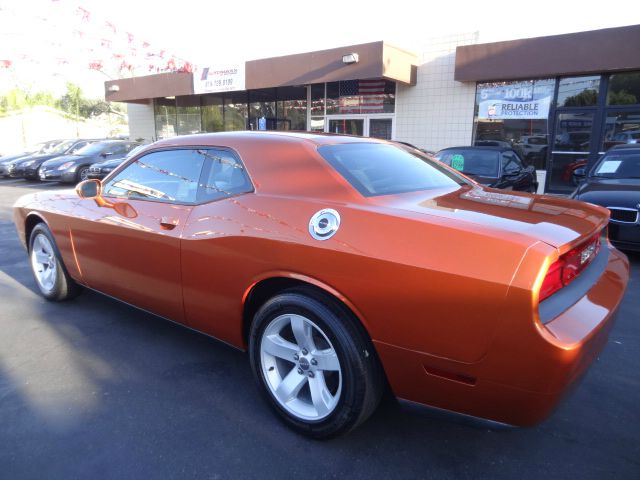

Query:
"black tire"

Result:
[[28, 223, 82, 301], [249, 287, 384, 439], [76, 166, 89, 183]]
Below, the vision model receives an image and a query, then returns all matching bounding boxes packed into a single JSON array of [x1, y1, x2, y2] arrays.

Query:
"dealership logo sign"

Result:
[[194, 63, 246, 94]]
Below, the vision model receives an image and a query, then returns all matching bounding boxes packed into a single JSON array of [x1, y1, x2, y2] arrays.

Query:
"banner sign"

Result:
[[477, 81, 553, 120], [194, 64, 245, 94]]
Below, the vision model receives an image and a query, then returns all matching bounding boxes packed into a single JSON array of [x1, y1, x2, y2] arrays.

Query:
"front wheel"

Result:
[[249, 289, 383, 438], [76, 166, 90, 183], [29, 223, 81, 301]]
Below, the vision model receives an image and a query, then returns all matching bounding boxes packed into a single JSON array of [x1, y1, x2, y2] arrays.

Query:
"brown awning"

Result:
[[245, 41, 417, 89], [105, 72, 194, 103], [105, 41, 417, 102], [455, 24, 640, 82]]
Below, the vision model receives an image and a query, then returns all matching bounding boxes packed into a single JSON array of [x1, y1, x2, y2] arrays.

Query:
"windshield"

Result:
[[49, 140, 76, 154], [435, 149, 500, 177], [318, 143, 465, 197], [38, 140, 63, 154], [75, 142, 112, 155], [592, 151, 640, 178]]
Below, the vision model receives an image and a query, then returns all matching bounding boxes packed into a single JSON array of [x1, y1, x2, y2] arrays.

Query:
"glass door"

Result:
[[326, 116, 394, 139], [369, 118, 393, 140], [328, 118, 364, 136], [548, 110, 598, 192]]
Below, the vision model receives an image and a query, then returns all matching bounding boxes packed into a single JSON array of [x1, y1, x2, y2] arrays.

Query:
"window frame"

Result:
[[101, 146, 255, 206]]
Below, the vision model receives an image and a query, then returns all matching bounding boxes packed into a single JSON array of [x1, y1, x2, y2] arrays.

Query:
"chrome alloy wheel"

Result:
[[260, 314, 342, 421], [30, 233, 57, 293]]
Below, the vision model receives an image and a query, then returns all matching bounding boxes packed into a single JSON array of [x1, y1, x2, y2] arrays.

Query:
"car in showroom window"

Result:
[[13, 132, 629, 438]]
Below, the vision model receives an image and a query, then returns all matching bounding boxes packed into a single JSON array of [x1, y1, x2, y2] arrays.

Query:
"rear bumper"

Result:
[[375, 245, 629, 426]]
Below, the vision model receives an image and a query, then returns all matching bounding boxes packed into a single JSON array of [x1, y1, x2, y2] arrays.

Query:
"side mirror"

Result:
[[76, 179, 101, 199], [574, 167, 586, 177], [101, 151, 113, 158], [504, 170, 521, 177], [76, 179, 137, 218]]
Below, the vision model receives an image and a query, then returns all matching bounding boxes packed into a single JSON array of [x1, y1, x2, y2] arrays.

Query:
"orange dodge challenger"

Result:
[[13, 132, 629, 438]]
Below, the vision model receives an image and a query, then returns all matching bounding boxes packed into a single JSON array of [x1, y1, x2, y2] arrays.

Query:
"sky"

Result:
[[1, 0, 640, 99]]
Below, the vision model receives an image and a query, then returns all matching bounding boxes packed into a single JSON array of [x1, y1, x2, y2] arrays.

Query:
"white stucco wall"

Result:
[[395, 32, 479, 153], [127, 102, 155, 143]]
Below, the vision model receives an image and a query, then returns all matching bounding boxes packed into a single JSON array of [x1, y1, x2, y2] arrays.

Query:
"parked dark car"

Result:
[[11, 139, 102, 180], [87, 144, 148, 179], [435, 146, 538, 193], [39, 140, 140, 183], [1, 141, 62, 178], [571, 144, 640, 251]]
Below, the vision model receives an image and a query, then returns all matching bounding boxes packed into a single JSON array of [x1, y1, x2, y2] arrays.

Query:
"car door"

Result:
[[68, 148, 207, 323], [179, 148, 255, 341]]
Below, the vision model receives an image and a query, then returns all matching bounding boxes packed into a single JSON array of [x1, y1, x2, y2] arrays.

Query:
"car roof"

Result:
[[609, 144, 640, 151], [151, 131, 386, 149], [146, 132, 395, 202]]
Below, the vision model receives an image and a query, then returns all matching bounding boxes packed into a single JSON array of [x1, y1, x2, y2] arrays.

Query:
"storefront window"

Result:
[[176, 96, 201, 135], [249, 88, 276, 130], [201, 94, 224, 132], [326, 80, 395, 115], [473, 79, 555, 169], [276, 86, 307, 130], [224, 91, 248, 131], [154, 97, 177, 139], [602, 111, 640, 150], [556, 76, 600, 107], [310, 84, 325, 116], [607, 71, 640, 105]]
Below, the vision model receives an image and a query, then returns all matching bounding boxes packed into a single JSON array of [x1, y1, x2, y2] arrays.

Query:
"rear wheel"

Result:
[[29, 223, 81, 301], [249, 289, 383, 438]]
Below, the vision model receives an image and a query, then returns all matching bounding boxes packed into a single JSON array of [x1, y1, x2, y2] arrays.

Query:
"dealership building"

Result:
[[105, 24, 640, 194]]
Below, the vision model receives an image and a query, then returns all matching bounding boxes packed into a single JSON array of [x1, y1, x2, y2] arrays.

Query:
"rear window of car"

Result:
[[436, 149, 500, 177], [317, 143, 464, 197]]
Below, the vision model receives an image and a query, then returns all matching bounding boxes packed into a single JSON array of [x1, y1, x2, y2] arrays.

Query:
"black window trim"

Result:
[[101, 145, 255, 206]]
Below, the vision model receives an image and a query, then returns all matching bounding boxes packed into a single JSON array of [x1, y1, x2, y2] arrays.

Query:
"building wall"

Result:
[[127, 102, 155, 142], [395, 33, 479, 152]]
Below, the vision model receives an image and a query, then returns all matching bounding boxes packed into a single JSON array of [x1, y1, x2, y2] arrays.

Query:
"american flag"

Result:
[[339, 79, 386, 113]]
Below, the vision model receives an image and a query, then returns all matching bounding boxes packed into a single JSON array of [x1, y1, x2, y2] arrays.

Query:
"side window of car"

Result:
[[197, 149, 253, 203], [71, 142, 87, 153], [110, 144, 129, 155], [103, 149, 206, 203]]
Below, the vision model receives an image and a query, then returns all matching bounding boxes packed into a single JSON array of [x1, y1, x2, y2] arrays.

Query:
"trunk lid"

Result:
[[367, 185, 608, 248]]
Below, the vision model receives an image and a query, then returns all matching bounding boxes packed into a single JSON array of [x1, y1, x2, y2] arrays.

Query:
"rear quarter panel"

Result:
[[180, 192, 534, 364]]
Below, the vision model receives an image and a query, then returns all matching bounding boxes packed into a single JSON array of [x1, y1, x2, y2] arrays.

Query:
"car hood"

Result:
[[462, 173, 498, 186], [575, 178, 640, 209], [17, 153, 64, 165], [42, 154, 87, 168], [368, 184, 608, 249], [1, 152, 34, 163], [92, 158, 124, 168]]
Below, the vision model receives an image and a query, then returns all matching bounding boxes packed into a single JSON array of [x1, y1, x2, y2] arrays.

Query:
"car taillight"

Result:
[[539, 232, 601, 302]]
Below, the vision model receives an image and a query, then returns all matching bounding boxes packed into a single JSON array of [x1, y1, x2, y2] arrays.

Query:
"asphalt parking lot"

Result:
[[1, 178, 639, 479]]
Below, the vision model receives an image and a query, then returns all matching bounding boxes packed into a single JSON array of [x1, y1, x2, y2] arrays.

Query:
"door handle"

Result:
[[160, 216, 179, 230]]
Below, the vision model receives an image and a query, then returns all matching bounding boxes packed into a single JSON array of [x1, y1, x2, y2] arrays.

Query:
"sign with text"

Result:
[[194, 64, 245, 94], [477, 81, 553, 120]]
